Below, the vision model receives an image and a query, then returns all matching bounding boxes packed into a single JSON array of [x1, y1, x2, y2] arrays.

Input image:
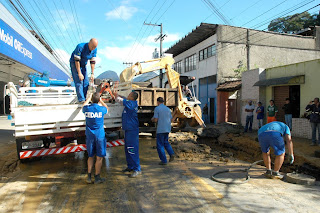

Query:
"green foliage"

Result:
[[268, 12, 320, 34], [233, 60, 247, 77]]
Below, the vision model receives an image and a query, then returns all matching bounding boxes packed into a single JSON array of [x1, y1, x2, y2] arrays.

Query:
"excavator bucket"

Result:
[[120, 66, 136, 83]]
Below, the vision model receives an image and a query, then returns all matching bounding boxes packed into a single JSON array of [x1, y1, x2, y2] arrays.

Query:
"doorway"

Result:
[[210, 98, 215, 123]]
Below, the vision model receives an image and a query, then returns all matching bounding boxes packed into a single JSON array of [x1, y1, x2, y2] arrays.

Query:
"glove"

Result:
[[289, 154, 294, 164]]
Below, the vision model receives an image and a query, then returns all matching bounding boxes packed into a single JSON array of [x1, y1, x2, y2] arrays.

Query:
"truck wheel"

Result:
[[16, 138, 28, 163]]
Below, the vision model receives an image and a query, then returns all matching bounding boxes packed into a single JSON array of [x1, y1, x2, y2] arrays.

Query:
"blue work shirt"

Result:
[[258, 121, 291, 136], [256, 106, 264, 119], [70, 43, 97, 67], [153, 104, 172, 134], [122, 98, 139, 131], [83, 104, 107, 136]]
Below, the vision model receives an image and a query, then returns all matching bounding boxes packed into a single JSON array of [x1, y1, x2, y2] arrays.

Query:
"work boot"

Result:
[[122, 167, 133, 173], [169, 155, 175, 162], [129, 171, 141, 178], [271, 171, 284, 180], [264, 170, 272, 179], [159, 161, 167, 165], [94, 174, 106, 184], [86, 173, 93, 184]]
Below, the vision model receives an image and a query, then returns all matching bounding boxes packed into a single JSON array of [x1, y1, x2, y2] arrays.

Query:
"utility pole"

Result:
[[144, 22, 166, 88], [123, 62, 133, 67], [246, 29, 250, 71]]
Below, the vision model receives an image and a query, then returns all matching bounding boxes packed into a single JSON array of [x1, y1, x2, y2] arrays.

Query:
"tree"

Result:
[[268, 12, 320, 34]]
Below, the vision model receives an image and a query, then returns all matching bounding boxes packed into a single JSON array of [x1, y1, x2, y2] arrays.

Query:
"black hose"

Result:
[[211, 160, 264, 184]]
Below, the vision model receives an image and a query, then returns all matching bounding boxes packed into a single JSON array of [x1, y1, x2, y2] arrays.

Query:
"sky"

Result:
[[1, 0, 319, 77]]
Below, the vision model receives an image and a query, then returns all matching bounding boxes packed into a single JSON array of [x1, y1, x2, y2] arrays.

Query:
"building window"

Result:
[[199, 44, 216, 61], [174, 60, 182, 73], [185, 54, 196, 72]]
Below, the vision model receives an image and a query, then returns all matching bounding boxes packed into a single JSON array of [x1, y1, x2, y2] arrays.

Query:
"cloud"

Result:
[[54, 49, 70, 67], [53, 9, 75, 32], [105, 5, 138, 20]]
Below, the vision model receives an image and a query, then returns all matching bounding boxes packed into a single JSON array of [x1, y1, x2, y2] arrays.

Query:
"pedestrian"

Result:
[[258, 121, 294, 179], [267, 100, 278, 123], [244, 100, 255, 132], [151, 97, 175, 165], [82, 92, 109, 184], [70, 38, 98, 103], [306, 98, 320, 146], [282, 98, 293, 130], [202, 103, 209, 124], [256, 101, 264, 129], [115, 91, 141, 177]]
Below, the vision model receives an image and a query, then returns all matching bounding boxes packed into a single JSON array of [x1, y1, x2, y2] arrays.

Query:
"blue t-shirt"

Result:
[[70, 43, 97, 67], [83, 104, 107, 135], [256, 106, 264, 119], [258, 121, 291, 136], [122, 99, 139, 131], [153, 104, 172, 134]]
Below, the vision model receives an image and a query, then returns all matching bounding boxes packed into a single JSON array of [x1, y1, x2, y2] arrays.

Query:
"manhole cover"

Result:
[[285, 173, 316, 185]]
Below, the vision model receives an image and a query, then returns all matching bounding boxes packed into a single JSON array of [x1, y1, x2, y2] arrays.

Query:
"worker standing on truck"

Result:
[[151, 97, 175, 165], [70, 38, 98, 103], [115, 91, 141, 178], [258, 121, 294, 179], [82, 92, 109, 184]]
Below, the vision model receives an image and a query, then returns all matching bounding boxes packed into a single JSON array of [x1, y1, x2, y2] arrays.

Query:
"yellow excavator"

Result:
[[118, 56, 205, 127]]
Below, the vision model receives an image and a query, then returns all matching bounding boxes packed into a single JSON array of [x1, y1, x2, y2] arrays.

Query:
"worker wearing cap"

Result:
[[152, 97, 175, 165], [70, 38, 98, 103], [258, 121, 294, 179], [115, 91, 141, 178], [82, 92, 109, 184]]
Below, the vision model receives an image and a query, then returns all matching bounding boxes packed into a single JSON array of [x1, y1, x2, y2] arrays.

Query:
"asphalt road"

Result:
[[0, 117, 319, 213]]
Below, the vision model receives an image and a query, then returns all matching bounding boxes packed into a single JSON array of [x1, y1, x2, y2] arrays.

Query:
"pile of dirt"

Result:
[[0, 144, 20, 178]]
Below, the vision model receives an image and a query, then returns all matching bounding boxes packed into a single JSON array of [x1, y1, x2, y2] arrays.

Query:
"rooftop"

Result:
[[216, 80, 242, 92], [165, 23, 218, 57]]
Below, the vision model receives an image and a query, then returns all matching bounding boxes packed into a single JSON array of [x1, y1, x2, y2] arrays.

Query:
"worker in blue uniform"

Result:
[[115, 91, 141, 178], [82, 92, 109, 184], [258, 121, 294, 179], [152, 97, 175, 165], [70, 38, 98, 103]]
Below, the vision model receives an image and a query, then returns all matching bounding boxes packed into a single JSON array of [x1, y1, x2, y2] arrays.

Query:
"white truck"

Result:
[[5, 82, 127, 161]]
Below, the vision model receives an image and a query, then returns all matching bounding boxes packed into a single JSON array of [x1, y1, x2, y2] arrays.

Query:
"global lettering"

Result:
[[0, 27, 33, 59], [85, 112, 102, 118], [14, 39, 32, 59]]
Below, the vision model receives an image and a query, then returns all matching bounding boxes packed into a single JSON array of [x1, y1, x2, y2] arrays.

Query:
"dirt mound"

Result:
[[0, 144, 20, 178]]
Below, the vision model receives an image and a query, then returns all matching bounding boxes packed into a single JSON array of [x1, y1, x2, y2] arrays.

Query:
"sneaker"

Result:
[[94, 175, 106, 184], [129, 171, 141, 178], [86, 175, 93, 184], [159, 161, 167, 165], [122, 167, 133, 173], [264, 170, 272, 179], [169, 155, 175, 162], [271, 171, 284, 180]]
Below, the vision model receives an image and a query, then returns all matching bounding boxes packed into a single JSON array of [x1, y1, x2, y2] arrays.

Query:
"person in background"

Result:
[[151, 97, 175, 165], [115, 91, 141, 177], [282, 98, 293, 130], [70, 38, 98, 103], [82, 92, 109, 184], [244, 100, 255, 132], [306, 98, 320, 146], [258, 121, 294, 179], [202, 103, 209, 124], [256, 102, 264, 129], [267, 100, 278, 123]]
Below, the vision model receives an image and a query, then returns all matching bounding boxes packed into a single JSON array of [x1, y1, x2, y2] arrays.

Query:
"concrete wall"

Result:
[[173, 34, 218, 96], [265, 59, 320, 116], [216, 25, 320, 82]]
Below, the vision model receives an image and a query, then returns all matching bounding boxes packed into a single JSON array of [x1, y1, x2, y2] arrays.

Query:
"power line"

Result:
[[59, 0, 80, 43], [202, 0, 231, 25], [70, 0, 84, 41], [230, 0, 263, 20]]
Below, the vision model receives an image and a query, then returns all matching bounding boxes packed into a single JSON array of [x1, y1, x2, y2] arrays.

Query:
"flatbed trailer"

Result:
[[6, 82, 124, 161]]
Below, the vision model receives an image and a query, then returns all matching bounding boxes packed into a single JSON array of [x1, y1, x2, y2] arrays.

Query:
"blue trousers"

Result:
[[244, 115, 253, 132], [157, 133, 175, 163], [70, 62, 89, 102], [311, 122, 320, 144], [124, 129, 141, 171], [203, 114, 209, 123], [285, 114, 292, 130]]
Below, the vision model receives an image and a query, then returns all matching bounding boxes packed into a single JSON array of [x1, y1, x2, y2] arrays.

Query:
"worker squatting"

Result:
[[0, 28, 33, 59]]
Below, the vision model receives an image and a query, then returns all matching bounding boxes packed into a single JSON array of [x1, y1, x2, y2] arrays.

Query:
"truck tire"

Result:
[[16, 138, 28, 163]]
